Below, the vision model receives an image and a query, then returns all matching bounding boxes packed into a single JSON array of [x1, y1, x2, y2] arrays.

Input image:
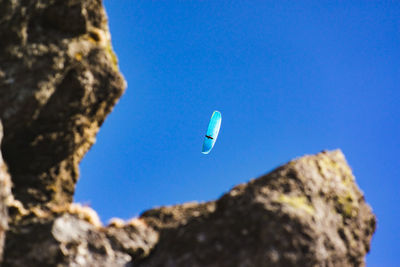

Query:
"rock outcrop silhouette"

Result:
[[0, 0, 376, 266]]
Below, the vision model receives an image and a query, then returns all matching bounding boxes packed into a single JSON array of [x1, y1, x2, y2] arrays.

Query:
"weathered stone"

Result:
[[3, 151, 375, 266], [0, 0, 125, 207], [0, 1, 376, 266], [0, 121, 12, 263], [135, 150, 376, 267], [4, 204, 117, 266], [3, 203, 160, 266], [106, 218, 159, 261]]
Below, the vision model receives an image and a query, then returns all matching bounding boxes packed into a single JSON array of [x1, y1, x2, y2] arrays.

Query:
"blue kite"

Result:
[[202, 111, 222, 154]]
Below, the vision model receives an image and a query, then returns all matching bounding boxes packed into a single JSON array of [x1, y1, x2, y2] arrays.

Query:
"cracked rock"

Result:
[[0, 0, 126, 207]]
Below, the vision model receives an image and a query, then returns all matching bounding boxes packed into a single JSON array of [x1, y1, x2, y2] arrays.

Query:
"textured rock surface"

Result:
[[136, 150, 376, 267], [0, 0, 376, 266], [4, 203, 157, 267], [0, 121, 12, 262], [0, 0, 125, 207], [3, 151, 376, 266]]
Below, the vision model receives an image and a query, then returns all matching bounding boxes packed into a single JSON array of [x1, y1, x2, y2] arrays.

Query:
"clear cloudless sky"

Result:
[[74, 1, 399, 266]]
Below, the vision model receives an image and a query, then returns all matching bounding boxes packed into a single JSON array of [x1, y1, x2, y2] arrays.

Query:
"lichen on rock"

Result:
[[0, 0, 126, 207], [2, 148, 376, 266], [134, 150, 376, 267], [0, 0, 376, 266]]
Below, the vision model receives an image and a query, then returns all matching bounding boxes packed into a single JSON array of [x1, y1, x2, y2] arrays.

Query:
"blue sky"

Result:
[[74, 1, 400, 266]]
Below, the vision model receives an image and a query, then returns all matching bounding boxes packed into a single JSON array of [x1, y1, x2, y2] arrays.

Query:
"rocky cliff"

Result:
[[0, 0, 125, 207], [0, 0, 376, 266]]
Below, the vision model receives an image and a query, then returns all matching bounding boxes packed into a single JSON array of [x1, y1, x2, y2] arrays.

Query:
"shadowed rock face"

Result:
[[0, 122, 12, 263], [0, 0, 376, 266], [0, 0, 125, 207]]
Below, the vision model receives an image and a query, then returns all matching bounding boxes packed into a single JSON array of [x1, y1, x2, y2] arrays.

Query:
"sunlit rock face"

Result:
[[0, 0, 126, 207], [135, 150, 376, 267], [0, 0, 376, 266], [2, 150, 376, 267]]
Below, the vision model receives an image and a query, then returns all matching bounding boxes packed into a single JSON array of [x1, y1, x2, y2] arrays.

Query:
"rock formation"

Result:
[[0, 0, 125, 207], [135, 150, 376, 267], [2, 150, 375, 266], [0, 0, 376, 266]]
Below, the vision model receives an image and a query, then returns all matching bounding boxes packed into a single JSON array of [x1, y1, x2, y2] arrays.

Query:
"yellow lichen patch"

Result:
[[278, 194, 315, 215], [105, 40, 118, 71], [316, 154, 340, 180], [74, 53, 82, 61], [340, 168, 355, 189], [336, 192, 358, 218], [84, 26, 119, 71], [316, 153, 356, 191]]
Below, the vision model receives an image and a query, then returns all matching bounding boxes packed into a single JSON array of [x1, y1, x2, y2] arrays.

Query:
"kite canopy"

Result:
[[202, 111, 222, 154]]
